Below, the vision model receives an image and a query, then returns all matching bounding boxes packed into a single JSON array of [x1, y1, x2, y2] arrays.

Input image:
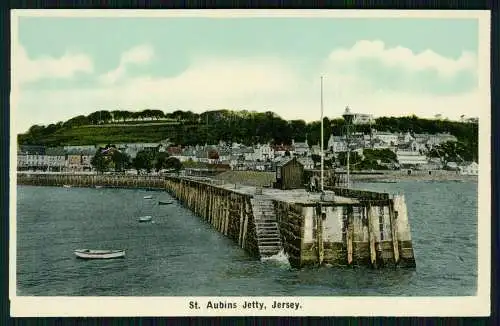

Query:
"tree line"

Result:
[[18, 109, 478, 160], [90, 146, 182, 174]]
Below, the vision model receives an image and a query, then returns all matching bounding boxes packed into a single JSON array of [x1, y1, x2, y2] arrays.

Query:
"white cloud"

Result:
[[14, 45, 93, 85], [98, 44, 154, 85], [328, 40, 477, 78], [14, 41, 485, 134]]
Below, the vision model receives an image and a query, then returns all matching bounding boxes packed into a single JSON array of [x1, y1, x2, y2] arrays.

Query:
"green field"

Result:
[[35, 124, 181, 146]]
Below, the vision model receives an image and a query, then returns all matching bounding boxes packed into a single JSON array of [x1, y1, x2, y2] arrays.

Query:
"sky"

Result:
[[12, 13, 482, 134]]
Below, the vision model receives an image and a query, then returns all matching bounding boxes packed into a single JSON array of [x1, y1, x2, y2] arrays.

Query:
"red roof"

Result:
[[167, 146, 183, 155], [272, 144, 293, 151]]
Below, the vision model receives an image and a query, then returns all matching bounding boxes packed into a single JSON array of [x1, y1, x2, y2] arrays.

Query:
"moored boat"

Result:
[[63, 185, 72, 188], [138, 215, 153, 222], [143, 195, 153, 199], [74, 249, 125, 259], [158, 200, 173, 205]]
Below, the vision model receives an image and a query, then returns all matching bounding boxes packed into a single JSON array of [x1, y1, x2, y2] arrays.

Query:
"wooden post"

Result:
[[347, 206, 354, 265], [388, 200, 400, 265], [317, 209, 324, 265], [241, 198, 249, 249], [225, 196, 231, 236], [367, 203, 378, 268], [238, 197, 245, 246]]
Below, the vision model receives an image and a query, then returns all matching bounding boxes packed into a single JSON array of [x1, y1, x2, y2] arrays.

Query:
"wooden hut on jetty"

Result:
[[273, 157, 304, 190]]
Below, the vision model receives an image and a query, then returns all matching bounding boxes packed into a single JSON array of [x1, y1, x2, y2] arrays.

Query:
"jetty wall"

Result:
[[273, 195, 415, 268], [17, 173, 416, 268], [162, 177, 260, 257]]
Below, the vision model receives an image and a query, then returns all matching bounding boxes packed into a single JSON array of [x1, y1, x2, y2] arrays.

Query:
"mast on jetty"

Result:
[[343, 106, 355, 188], [320, 76, 325, 195]]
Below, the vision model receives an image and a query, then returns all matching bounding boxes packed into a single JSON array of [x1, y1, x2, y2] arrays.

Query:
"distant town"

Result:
[[16, 109, 479, 177]]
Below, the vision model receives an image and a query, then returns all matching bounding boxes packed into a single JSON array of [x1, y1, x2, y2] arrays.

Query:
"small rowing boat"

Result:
[[158, 200, 173, 205], [138, 215, 153, 222], [63, 185, 72, 188], [95, 185, 103, 189], [143, 195, 153, 199], [74, 249, 125, 259]]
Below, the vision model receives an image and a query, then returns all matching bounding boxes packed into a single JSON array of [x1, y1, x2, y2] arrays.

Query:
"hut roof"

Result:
[[276, 156, 302, 167]]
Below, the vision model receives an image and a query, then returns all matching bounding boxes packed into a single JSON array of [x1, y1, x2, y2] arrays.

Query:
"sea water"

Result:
[[16, 180, 477, 296]]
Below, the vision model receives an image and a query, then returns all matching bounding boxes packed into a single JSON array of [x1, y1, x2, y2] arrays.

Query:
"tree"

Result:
[[111, 110, 122, 122], [154, 152, 170, 171], [151, 110, 165, 120], [164, 157, 182, 172], [338, 151, 362, 168], [133, 150, 155, 173], [311, 154, 321, 166], [91, 148, 109, 173], [111, 150, 130, 172], [428, 140, 468, 168]]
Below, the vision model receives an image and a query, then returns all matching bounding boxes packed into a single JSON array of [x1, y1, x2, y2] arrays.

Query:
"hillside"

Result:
[[18, 109, 478, 157]]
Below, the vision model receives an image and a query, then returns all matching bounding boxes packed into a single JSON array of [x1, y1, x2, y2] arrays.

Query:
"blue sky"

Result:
[[13, 14, 481, 133]]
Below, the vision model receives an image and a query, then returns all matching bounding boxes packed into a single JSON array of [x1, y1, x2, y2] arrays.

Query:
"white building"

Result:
[[117, 142, 160, 158], [459, 162, 478, 175], [63, 145, 96, 153], [352, 113, 374, 125], [428, 133, 458, 147], [396, 150, 428, 166], [252, 143, 275, 161], [373, 131, 399, 146], [292, 139, 309, 156], [399, 132, 415, 144], [328, 135, 347, 153], [297, 157, 314, 169], [45, 148, 66, 171]]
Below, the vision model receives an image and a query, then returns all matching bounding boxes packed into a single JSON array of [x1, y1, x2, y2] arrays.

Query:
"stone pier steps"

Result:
[[251, 196, 284, 258]]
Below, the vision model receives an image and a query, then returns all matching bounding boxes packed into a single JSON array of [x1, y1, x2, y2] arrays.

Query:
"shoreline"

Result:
[[213, 170, 477, 187], [350, 172, 477, 183]]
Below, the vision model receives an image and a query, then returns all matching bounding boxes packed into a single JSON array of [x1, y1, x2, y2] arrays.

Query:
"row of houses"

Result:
[[16, 129, 472, 173], [327, 131, 458, 153], [17, 146, 94, 172]]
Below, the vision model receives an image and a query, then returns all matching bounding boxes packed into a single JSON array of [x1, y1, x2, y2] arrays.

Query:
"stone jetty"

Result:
[[17, 172, 416, 268]]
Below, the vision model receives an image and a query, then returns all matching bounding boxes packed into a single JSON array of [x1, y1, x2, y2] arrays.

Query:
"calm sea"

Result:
[[16, 180, 477, 296]]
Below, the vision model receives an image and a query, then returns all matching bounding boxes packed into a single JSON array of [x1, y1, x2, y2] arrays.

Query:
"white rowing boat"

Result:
[[143, 195, 153, 199], [63, 185, 72, 188], [74, 249, 125, 259], [138, 215, 153, 222]]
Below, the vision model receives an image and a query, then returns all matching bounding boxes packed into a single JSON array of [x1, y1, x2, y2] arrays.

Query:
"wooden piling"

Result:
[[315, 205, 324, 265], [388, 200, 400, 265], [367, 203, 378, 268], [347, 206, 354, 266]]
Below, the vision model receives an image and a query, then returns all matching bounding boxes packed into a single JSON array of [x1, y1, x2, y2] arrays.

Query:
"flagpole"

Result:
[[320, 76, 324, 193]]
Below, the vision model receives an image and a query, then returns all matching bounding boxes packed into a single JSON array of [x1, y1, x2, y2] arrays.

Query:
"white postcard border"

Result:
[[9, 9, 491, 317]]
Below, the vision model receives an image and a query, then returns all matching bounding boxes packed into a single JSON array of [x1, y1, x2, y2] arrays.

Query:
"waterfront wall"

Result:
[[274, 191, 416, 268], [162, 177, 260, 258], [17, 173, 416, 268]]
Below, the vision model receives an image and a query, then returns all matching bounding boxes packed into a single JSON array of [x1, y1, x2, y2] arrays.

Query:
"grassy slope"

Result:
[[41, 123, 182, 146]]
